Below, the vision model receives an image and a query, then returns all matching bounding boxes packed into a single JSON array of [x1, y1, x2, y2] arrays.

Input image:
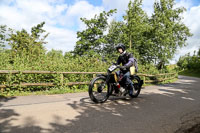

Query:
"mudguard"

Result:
[[139, 80, 144, 87], [96, 74, 107, 78], [130, 75, 143, 87]]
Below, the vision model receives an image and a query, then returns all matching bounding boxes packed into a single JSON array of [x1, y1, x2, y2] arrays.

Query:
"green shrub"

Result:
[[0, 49, 177, 95]]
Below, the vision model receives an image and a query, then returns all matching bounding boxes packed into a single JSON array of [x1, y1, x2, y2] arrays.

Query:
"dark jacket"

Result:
[[116, 51, 134, 73]]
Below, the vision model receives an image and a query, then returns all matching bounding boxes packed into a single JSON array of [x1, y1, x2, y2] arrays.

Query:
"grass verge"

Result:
[[0, 78, 178, 97], [0, 86, 88, 97], [179, 70, 200, 78]]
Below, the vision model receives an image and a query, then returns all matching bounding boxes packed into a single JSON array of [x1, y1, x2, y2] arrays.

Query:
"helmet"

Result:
[[116, 44, 125, 51]]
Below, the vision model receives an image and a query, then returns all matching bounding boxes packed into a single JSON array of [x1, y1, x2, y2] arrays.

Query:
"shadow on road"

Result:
[[0, 76, 200, 133], [45, 76, 200, 133], [0, 96, 43, 133]]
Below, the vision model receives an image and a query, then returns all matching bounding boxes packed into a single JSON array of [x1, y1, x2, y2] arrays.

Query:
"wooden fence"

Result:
[[0, 70, 177, 88]]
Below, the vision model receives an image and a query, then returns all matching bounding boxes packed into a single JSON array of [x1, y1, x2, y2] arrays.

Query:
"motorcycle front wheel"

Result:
[[88, 76, 110, 103]]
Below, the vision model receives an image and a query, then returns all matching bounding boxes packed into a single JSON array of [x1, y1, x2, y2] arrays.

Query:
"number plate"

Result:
[[108, 65, 117, 71]]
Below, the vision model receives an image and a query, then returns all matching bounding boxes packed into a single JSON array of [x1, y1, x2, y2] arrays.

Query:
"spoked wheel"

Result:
[[129, 75, 142, 98], [88, 76, 110, 103]]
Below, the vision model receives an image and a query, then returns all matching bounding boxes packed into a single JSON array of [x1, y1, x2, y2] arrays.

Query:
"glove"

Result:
[[119, 65, 126, 70]]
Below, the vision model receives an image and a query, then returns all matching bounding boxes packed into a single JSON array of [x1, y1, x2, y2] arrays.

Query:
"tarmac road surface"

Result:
[[0, 75, 200, 133]]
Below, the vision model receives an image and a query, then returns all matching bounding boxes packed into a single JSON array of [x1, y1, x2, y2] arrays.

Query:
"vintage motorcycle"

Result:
[[88, 64, 143, 103]]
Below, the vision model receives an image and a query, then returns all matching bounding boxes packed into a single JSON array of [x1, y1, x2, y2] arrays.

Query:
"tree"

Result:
[[123, 0, 149, 49], [177, 56, 189, 70], [8, 22, 49, 58], [123, 0, 151, 63], [0, 25, 7, 49], [74, 9, 116, 56], [177, 49, 200, 71], [104, 20, 125, 57], [198, 48, 200, 57], [150, 0, 192, 69]]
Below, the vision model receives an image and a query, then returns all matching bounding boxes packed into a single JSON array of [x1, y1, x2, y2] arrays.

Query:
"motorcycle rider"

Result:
[[115, 44, 135, 95]]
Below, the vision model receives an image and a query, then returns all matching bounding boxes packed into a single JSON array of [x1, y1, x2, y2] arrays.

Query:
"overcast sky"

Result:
[[0, 0, 200, 64]]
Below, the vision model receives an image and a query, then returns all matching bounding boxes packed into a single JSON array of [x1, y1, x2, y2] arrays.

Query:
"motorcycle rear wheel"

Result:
[[129, 75, 142, 98]]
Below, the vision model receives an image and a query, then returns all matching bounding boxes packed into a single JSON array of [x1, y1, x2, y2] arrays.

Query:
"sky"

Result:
[[0, 0, 200, 64]]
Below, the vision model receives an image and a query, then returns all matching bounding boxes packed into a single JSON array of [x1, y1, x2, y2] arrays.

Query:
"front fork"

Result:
[[96, 73, 111, 93]]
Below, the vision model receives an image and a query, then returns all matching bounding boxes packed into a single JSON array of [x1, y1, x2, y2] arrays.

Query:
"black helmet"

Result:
[[116, 44, 125, 51]]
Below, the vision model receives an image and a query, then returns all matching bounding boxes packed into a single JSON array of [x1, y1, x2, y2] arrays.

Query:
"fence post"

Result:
[[60, 73, 64, 86], [143, 76, 146, 85], [164, 73, 167, 81], [0, 87, 3, 93], [19, 71, 22, 90], [7, 72, 12, 86]]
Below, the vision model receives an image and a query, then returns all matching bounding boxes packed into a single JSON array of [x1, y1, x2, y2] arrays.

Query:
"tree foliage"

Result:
[[73, 0, 192, 69], [0, 25, 7, 49], [8, 22, 49, 58], [74, 9, 116, 56], [150, 0, 192, 69], [123, 0, 152, 63], [177, 48, 200, 70], [104, 20, 125, 58]]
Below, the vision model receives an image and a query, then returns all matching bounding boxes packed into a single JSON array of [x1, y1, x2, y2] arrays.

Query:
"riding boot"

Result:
[[128, 83, 135, 95]]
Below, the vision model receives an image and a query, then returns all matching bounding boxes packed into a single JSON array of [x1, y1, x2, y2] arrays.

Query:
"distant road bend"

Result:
[[0, 75, 200, 133]]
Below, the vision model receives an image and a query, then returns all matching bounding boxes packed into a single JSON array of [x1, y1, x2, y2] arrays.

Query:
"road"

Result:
[[0, 76, 200, 133]]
